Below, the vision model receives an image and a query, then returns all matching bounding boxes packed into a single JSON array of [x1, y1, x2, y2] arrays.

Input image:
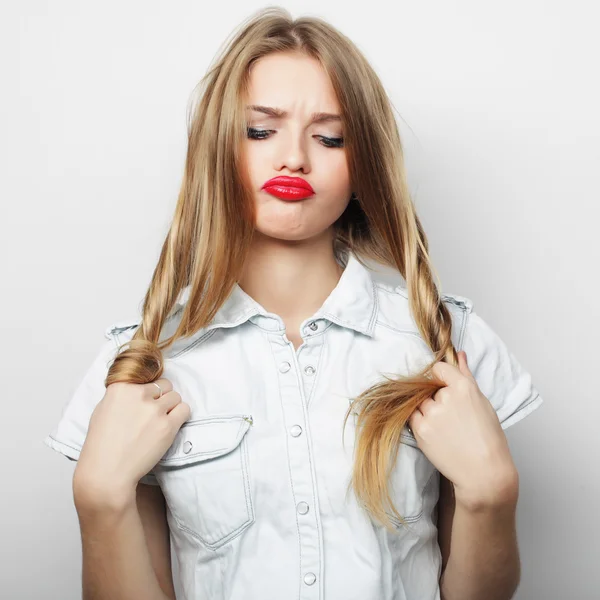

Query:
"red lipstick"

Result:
[[261, 176, 315, 200]]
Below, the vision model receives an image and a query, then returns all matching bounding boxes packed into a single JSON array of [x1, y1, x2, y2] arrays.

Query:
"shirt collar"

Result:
[[173, 250, 378, 337]]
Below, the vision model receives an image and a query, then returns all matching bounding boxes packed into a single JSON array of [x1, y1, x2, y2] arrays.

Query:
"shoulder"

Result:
[[373, 280, 473, 334], [104, 287, 192, 345], [104, 318, 141, 344], [103, 303, 190, 356]]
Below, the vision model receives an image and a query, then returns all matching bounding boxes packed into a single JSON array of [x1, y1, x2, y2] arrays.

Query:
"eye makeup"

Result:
[[246, 127, 344, 148]]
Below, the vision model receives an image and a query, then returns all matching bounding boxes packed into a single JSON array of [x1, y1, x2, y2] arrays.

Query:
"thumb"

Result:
[[458, 351, 475, 381]]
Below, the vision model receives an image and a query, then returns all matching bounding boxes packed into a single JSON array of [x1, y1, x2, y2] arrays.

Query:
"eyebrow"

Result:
[[246, 105, 342, 125]]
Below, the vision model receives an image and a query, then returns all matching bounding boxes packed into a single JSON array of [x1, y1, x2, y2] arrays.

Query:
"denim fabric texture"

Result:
[[44, 250, 543, 600]]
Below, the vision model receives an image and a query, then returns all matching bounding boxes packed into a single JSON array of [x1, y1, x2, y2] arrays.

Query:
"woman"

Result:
[[44, 7, 544, 600]]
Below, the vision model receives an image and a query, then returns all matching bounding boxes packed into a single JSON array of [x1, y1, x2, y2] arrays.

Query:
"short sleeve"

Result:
[[43, 327, 160, 486], [461, 308, 544, 430]]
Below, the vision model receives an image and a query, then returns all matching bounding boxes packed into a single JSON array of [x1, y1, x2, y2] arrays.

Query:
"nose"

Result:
[[273, 129, 311, 174]]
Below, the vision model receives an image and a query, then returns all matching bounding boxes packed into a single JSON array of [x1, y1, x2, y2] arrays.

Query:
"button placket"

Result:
[[270, 327, 325, 597]]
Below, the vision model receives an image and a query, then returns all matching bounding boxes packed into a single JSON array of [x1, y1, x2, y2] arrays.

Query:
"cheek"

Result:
[[323, 150, 350, 188], [242, 142, 269, 185], [323, 162, 351, 210]]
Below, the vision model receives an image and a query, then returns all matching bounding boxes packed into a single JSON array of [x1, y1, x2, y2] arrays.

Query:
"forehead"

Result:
[[245, 52, 340, 113]]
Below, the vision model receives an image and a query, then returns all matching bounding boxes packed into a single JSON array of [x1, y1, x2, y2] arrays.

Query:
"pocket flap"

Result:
[[158, 414, 253, 467]]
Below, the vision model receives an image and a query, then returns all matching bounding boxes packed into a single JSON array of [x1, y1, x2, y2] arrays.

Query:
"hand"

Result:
[[408, 351, 518, 510], [73, 378, 191, 509]]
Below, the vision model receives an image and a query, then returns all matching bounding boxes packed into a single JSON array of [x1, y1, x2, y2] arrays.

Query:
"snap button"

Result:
[[303, 572, 317, 585], [182, 441, 193, 454], [297, 501, 309, 515], [304, 365, 316, 376], [308, 321, 318, 331], [279, 361, 291, 373], [290, 425, 303, 437]]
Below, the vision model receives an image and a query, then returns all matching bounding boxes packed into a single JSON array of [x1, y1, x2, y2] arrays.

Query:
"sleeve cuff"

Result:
[[499, 391, 544, 430], [43, 434, 82, 462]]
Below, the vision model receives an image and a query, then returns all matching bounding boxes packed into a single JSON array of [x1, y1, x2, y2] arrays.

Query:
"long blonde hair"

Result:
[[105, 6, 458, 533]]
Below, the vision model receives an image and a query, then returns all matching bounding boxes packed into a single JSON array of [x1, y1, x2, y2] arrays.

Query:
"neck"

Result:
[[238, 231, 344, 324]]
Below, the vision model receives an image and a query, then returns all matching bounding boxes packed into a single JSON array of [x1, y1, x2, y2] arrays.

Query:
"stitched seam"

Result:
[[442, 295, 472, 311], [305, 334, 326, 409], [161, 417, 251, 463], [458, 305, 470, 352], [374, 322, 432, 357], [318, 311, 358, 327], [368, 280, 379, 332], [170, 328, 218, 359], [374, 321, 425, 338], [181, 415, 250, 425], [386, 455, 436, 526], [162, 433, 242, 464], [387, 470, 437, 530], [394, 285, 409, 299], [47, 435, 82, 455], [290, 336, 325, 598], [112, 332, 122, 351], [388, 284, 472, 312], [247, 316, 335, 339], [162, 418, 253, 549], [168, 433, 253, 550], [375, 283, 405, 295], [241, 429, 254, 526], [269, 332, 303, 600], [500, 390, 542, 426]]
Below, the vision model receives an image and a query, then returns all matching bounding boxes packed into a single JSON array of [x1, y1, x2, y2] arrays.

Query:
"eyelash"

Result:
[[246, 127, 344, 149]]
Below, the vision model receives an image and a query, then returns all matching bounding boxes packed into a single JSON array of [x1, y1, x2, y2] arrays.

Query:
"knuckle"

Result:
[[433, 387, 448, 402]]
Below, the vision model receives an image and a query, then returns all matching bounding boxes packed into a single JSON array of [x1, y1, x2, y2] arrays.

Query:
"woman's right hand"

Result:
[[72, 378, 191, 510]]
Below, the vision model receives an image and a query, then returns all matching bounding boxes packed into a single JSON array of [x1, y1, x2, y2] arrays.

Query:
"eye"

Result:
[[246, 128, 344, 149], [247, 127, 272, 140], [317, 135, 344, 149]]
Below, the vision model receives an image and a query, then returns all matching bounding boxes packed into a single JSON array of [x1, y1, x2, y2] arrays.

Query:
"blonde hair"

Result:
[[106, 6, 458, 533]]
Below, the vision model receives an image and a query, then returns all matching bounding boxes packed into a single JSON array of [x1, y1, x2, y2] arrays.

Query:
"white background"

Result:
[[1, 1, 598, 598]]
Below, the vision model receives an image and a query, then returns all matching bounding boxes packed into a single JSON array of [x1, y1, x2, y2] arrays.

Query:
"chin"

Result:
[[254, 225, 329, 243]]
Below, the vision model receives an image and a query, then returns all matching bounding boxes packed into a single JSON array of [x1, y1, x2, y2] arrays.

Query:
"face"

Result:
[[241, 51, 351, 243]]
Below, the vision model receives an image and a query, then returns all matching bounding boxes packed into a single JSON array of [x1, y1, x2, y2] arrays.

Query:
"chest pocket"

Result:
[[348, 402, 437, 530], [384, 427, 437, 530], [155, 414, 255, 550]]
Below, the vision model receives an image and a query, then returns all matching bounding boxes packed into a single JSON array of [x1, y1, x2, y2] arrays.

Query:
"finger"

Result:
[[419, 396, 437, 413], [158, 389, 184, 414], [408, 408, 423, 434], [430, 360, 463, 386], [145, 378, 173, 399], [167, 400, 192, 428], [457, 351, 476, 382]]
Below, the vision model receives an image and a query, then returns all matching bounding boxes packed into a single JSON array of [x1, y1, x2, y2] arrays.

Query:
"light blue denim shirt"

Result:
[[44, 251, 544, 600]]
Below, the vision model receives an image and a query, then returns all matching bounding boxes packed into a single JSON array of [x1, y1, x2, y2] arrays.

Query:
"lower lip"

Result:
[[262, 185, 314, 200]]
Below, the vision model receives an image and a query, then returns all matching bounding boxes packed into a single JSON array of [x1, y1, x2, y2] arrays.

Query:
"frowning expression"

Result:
[[242, 51, 352, 242]]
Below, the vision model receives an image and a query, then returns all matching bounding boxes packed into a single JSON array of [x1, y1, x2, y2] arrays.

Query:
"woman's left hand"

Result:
[[408, 351, 519, 510]]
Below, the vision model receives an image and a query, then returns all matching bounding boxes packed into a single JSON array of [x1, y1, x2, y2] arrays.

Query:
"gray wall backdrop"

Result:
[[1, 0, 598, 598]]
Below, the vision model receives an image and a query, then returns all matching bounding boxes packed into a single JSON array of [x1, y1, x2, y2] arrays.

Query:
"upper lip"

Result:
[[262, 176, 314, 193]]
